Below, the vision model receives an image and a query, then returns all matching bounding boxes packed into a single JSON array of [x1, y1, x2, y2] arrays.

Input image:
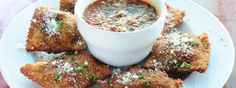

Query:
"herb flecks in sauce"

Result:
[[84, 0, 158, 32]]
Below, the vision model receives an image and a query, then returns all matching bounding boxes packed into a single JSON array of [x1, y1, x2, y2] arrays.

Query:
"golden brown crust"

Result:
[[161, 4, 185, 35], [26, 7, 86, 53], [145, 33, 211, 73], [97, 67, 183, 88], [20, 51, 111, 88], [60, 0, 78, 13]]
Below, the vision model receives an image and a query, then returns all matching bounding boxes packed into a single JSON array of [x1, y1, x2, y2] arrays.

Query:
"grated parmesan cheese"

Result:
[[153, 59, 162, 67], [52, 60, 74, 74], [31, 19, 37, 23], [165, 11, 175, 28], [42, 12, 60, 36], [112, 68, 122, 75], [116, 72, 139, 84], [161, 34, 196, 57], [45, 18, 58, 35], [84, 61, 88, 66]]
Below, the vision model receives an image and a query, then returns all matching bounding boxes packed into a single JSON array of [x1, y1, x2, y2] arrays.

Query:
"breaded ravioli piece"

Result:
[[60, 0, 77, 13], [20, 51, 111, 88], [97, 67, 182, 88], [26, 7, 86, 53], [161, 4, 185, 35], [145, 33, 211, 73]]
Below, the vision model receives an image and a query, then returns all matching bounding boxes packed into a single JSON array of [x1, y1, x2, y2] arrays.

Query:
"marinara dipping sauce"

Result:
[[83, 0, 159, 32]]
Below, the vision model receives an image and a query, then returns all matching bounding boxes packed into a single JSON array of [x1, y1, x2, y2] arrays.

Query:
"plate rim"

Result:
[[0, 0, 43, 87], [0, 0, 234, 87], [187, 0, 235, 86]]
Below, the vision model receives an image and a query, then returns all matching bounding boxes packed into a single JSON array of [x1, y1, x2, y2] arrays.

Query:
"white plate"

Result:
[[0, 0, 234, 88]]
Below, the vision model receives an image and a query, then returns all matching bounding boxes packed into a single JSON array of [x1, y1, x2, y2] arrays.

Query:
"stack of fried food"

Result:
[[20, 0, 211, 88]]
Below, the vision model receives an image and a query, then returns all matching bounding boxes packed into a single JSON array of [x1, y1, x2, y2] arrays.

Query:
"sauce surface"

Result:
[[84, 0, 159, 32]]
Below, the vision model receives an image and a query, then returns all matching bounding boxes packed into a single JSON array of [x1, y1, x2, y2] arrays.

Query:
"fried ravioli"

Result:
[[161, 4, 185, 35], [60, 0, 77, 13], [20, 51, 111, 88], [26, 7, 86, 53], [145, 33, 211, 73], [97, 67, 183, 88]]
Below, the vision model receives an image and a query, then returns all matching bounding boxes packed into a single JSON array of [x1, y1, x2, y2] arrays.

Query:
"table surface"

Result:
[[0, 0, 235, 88]]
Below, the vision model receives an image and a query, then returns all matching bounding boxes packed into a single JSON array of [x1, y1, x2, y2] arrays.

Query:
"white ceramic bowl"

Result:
[[75, 0, 167, 66]]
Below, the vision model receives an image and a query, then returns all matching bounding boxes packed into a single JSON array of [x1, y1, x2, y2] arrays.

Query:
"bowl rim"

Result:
[[74, 0, 167, 35]]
